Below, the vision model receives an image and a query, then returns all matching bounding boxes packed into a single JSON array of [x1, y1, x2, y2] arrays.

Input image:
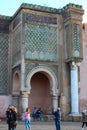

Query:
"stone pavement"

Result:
[[0, 120, 83, 130]]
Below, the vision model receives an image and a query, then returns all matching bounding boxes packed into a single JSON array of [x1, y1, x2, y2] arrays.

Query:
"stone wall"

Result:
[[79, 24, 87, 112]]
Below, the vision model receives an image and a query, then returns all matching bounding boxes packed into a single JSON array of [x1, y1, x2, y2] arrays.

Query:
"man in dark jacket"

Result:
[[52, 107, 61, 130], [6, 105, 17, 130]]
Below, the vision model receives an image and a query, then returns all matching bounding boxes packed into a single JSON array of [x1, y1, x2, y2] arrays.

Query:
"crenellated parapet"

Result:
[[12, 3, 83, 18]]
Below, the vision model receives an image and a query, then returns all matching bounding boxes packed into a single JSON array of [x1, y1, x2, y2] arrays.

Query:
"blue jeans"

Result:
[[55, 119, 60, 130], [37, 114, 42, 120], [11, 126, 15, 130], [25, 119, 30, 130]]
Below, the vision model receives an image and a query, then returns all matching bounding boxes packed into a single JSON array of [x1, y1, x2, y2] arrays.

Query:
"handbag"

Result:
[[13, 120, 18, 126], [10, 121, 17, 126]]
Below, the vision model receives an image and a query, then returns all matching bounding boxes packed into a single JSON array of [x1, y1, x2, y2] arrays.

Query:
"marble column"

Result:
[[70, 61, 79, 115], [52, 95, 58, 110], [21, 91, 29, 113]]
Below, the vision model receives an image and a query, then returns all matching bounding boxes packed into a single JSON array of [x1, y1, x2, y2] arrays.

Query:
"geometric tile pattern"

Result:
[[65, 25, 71, 59], [65, 24, 82, 59], [12, 26, 21, 65], [0, 32, 9, 93], [25, 24, 57, 61], [72, 24, 81, 57]]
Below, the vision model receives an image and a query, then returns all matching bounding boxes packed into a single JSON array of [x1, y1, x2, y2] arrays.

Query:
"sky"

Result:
[[0, 0, 87, 23]]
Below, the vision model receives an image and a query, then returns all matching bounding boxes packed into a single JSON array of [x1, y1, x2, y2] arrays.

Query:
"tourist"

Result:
[[36, 108, 43, 121], [81, 109, 87, 130], [24, 107, 31, 130], [52, 107, 61, 130], [12, 106, 18, 130], [6, 105, 17, 130], [32, 107, 37, 121]]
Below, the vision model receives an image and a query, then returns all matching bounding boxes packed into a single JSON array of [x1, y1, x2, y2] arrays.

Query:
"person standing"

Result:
[[6, 105, 17, 130], [6, 105, 10, 127], [81, 109, 87, 130], [52, 107, 61, 130], [12, 106, 18, 130], [24, 107, 31, 130]]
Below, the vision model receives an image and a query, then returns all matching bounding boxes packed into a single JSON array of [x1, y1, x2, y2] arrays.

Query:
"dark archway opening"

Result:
[[29, 72, 52, 114]]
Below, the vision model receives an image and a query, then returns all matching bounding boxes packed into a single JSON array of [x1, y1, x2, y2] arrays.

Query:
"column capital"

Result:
[[70, 61, 77, 70], [21, 91, 29, 98], [76, 62, 81, 66]]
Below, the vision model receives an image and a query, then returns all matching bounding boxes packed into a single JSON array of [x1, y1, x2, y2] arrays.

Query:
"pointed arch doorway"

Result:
[[26, 66, 58, 114]]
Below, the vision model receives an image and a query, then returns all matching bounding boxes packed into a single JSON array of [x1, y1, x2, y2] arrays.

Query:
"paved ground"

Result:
[[0, 120, 83, 130]]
